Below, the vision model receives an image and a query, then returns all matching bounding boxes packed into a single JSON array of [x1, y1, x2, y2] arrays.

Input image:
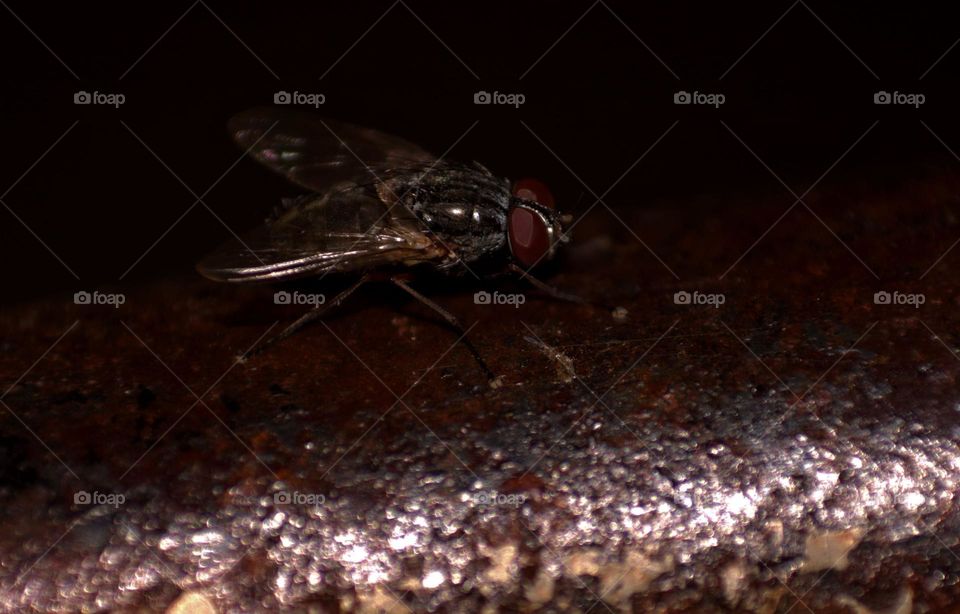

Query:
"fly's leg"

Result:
[[243, 274, 370, 360], [391, 277, 502, 388], [508, 263, 628, 320]]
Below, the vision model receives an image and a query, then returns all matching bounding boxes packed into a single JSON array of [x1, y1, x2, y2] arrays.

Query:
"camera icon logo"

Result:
[[474, 91, 491, 105], [74, 291, 91, 305], [74, 91, 91, 104], [274, 91, 292, 104], [74, 491, 91, 504], [873, 290, 891, 304], [274, 291, 291, 305], [274, 491, 291, 504], [674, 91, 691, 104], [874, 91, 891, 105], [673, 290, 691, 305], [474, 291, 491, 305]]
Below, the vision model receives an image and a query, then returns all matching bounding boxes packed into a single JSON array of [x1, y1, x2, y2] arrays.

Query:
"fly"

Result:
[[198, 108, 625, 387]]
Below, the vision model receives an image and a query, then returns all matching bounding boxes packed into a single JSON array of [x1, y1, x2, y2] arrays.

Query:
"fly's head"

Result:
[[507, 178, 570, 268]]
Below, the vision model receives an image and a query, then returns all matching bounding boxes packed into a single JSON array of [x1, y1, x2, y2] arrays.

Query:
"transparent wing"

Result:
[[197, 185, 441, 283], [229, 107, 436, 193]]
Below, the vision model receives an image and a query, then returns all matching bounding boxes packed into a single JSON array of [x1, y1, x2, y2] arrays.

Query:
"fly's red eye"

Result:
[[511, 178, 555, 209], [508, 207, 551, 267]]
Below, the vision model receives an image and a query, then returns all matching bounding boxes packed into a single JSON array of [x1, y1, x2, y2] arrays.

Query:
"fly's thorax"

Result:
[[400, 169, 512, 264]]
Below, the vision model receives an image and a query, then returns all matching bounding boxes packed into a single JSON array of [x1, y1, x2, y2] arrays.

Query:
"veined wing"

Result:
[[229, 107, 436, 193], [197, 185, 442, 283]]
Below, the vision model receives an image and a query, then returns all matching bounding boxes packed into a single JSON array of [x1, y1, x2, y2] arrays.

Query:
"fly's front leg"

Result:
[[243, 274, 370, 360], [508, 263, 628, 320], [391, 277, 503, 388]]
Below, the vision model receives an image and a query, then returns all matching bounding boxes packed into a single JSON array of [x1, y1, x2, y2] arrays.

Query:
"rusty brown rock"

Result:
[[2, 172, 960, 612]]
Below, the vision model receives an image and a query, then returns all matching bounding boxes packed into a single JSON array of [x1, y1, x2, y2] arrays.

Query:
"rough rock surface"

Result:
[[2, 174, 960, 612]]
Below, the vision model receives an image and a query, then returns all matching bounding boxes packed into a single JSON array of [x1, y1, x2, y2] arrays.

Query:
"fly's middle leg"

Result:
[[391, 276, 503, 388]]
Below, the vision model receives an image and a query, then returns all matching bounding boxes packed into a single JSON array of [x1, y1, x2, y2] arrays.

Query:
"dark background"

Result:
[[1, 1, 958, 302]]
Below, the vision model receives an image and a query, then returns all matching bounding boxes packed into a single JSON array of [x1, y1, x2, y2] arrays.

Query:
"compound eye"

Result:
[[508, 206, 551, 267], [511, 178, 555, 209]]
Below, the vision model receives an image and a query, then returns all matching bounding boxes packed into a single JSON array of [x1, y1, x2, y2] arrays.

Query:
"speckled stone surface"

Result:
[[2, 174, 960, 612]]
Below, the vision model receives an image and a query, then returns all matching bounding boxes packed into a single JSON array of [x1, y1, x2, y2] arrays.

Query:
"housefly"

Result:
[[198, 108, 624, 386]]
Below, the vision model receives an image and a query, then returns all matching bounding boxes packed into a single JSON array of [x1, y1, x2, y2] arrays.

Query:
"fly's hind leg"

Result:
[[508, 263, 628, 320], [391, 277, 502, 388], [243, 274, 370, 360]]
